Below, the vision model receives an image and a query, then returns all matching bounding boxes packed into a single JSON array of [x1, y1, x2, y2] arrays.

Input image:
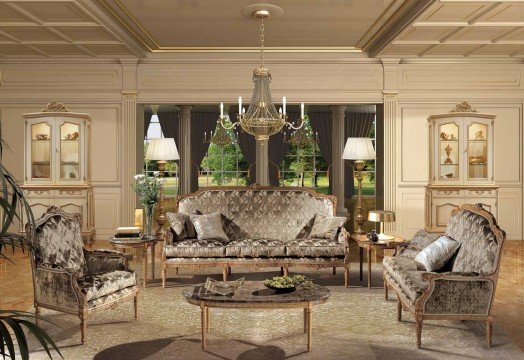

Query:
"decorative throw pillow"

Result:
[[309, 215, 347, 241], [166, 212, 199, 240], [414, 235, 461, 272], [296, 215, 316, 239], [190, 212, 229, 243], [400, 230, 441, 259]]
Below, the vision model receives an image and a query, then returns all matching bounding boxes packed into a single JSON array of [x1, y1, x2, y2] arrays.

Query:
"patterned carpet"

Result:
[[29, 265, 522, 360]]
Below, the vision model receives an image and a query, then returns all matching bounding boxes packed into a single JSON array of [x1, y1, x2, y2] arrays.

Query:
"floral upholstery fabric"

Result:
[[87, 286, 137, 308], [178, 189, 334, 242], [446, 209, 502, 274], [164, 239, 226, 258], [286, 238, 345, 257], [190, 212, 230, 243], [166, 212, 196, 240], [31, 209, 85, 273], [383, 256, 429, 302], [78, 270, 136, 301], [400, 230, 441, 260], [423, 278, 493, 314], [34, 266, 81, 311], [225, 238, 286, 257], [84, 249, 130, 275], [309, 215, 347, 241]]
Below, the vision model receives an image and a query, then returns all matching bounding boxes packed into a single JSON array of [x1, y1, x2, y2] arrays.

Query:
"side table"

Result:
[[108, 235, 157, 287], [351, 234, 405, 288]]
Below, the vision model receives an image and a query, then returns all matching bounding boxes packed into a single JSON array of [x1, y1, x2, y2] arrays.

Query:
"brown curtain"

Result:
[[344, 112, 375, 197], [190, 111, 219, 192], [229, 111, 256, 184], [158, 111, 180, 147], [144, 111, 153, 138], [268, 112, 300, 186], [309, 112, 333, 194]]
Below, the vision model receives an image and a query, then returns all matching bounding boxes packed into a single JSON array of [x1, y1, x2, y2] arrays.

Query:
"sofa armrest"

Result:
[[34, 266, 85, 310], [418, 272, 494, 315], [84, 249, 132, 274]]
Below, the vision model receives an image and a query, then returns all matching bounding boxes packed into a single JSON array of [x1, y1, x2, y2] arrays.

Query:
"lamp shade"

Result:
[[368, 210, 395, 223], [342, 137, 376, 160], [145, 138, 179, 161]]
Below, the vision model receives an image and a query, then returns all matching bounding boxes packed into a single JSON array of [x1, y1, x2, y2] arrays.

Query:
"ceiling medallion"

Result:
[[450, 101, 477, 113], [218, 4, 305, 142]]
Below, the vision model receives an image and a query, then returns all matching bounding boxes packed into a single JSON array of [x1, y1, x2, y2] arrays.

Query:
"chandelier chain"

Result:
[[259, 19, 264, 67]]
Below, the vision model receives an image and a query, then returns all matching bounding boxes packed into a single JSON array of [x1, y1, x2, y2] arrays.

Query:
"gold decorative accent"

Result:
[[42, 101, 69, 112], [450, 101, 477, 113]]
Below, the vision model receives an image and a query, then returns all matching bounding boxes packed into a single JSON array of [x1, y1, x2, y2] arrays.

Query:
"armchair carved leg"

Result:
[[134, 294, 139, 321], [415, 315, 423, 348], [344, 267, 349, 288], [397, 299, 402, 321], [34, 303, 40, 326], [384, 274, 389, 300], [162, 264, 167, 288], [486, 316, 493, 348], [80, 311, 87, 344]]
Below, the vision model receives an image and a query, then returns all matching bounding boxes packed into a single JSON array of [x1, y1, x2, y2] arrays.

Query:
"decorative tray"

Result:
[[203, 277, 245, 296]]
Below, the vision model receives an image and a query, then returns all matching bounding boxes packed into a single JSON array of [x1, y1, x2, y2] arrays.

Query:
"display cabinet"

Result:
[[20, 102, 94, 243], [426, 102, 498, 232]]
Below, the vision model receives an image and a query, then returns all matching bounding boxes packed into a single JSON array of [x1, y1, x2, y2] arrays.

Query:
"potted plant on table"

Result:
[[0, 122, 61, 359], [132, 172, 164, 236]]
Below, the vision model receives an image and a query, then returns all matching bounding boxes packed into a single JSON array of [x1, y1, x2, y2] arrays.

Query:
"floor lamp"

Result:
[[145, 138, 180, 241], [342, 137, 376, 235]]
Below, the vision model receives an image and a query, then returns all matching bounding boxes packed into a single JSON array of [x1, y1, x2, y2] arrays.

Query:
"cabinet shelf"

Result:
[[61, 162, 79, 166]]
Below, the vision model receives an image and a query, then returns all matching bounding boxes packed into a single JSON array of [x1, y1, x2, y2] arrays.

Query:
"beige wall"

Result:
[[0, 54, 522, 240]]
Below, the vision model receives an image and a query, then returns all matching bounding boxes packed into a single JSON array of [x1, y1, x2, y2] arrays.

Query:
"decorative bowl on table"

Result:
[[263, 275, 312, 293]]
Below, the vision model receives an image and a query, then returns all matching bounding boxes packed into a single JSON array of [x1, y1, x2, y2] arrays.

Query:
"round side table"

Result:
[[351, 234, 405, 288], [108, 235, 157, 287]]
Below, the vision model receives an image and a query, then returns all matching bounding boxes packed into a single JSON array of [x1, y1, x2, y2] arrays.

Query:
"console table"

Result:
[[109, 235, 157, 287]]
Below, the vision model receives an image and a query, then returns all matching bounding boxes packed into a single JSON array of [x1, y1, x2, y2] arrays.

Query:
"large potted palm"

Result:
[[0, 122, 61, 359]]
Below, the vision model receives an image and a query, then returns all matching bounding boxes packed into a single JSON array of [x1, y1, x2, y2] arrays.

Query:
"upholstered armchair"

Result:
[[28, 207, 139, 344], [383, 204, 505, 348]]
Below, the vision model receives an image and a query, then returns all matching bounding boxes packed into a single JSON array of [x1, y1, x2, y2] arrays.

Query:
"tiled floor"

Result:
[[0, 239, 522, 350]]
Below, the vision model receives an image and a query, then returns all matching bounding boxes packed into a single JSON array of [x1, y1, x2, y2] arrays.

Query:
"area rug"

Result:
[[28, 266, 522, 360]]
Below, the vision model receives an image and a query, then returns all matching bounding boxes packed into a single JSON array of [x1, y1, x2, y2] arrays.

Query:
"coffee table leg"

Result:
[[151, 243, 155, 280], [367, 248, 372, 289], [200, 304, 207, 350], [359, 247, 363, 281], [206, 307, 211, 333], [142, 248, 147, 287], [307, 304, 312, 351]]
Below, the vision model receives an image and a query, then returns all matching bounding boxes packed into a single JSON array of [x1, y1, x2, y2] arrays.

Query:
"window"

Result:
[[355, 117, 376, 196], [144, 114, 179, 196], [199, 123, 249, 187], [279, 122, 329, 194]]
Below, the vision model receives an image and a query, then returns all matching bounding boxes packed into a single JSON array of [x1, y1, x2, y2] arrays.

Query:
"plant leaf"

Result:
[[4, 317, 29, 360], [0, 319, 16, 360], [20, 319, 62, 359]]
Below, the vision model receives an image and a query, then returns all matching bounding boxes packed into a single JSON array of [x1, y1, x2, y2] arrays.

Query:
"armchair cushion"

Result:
[[225, 238, 286, 257], [78, 270, 136, 302], [309, 215, 347, 241], [286, 238, 345, 257], [84, 249, 131, 275], [383, 256, 429, 301], [399, 230, 440, 260], [414, 235, 460, 272], [164, 239, 226, 258]]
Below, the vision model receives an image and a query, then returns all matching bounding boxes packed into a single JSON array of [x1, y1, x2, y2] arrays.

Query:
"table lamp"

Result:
[[342, 137, 376, 234], [145, 138, 180, 241], [367, 210, 396, 241]]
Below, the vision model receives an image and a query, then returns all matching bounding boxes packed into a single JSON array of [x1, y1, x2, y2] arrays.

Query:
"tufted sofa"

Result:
[[383, 203, 506, 348], [162, 186, 350, 287]]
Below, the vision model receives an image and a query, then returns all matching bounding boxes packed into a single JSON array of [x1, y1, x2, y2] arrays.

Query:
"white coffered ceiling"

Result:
[[379, 0, 524, 58], [0, 0, 523, 59]]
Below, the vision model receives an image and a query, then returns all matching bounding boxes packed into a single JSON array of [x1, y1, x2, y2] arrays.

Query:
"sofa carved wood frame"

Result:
[[28, 207, 139, 344], [161, 185, 351, 288], [383, 204, 506, 348]]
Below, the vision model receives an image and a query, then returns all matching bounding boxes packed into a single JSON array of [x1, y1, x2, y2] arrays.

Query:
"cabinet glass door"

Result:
[[438, 122, 460, 181], [60, 122, 80, 181], [467, 122, 488, 180], [30, 122, 51, 180]]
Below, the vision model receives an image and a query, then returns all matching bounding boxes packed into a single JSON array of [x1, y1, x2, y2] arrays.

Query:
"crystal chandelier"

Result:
[[283, 121, 319, 148], [203, 116, 237, 147], [219, 5, 305, 141]]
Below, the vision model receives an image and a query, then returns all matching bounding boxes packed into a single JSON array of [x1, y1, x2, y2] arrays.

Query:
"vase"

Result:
[[144, 204, 156, 237]]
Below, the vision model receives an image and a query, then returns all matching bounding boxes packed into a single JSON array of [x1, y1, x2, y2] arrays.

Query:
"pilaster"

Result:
[[121, 90, 138, 225], [331, 105, 348, 216], [255, 140, 269, 186], [179, 105, 193, 194]]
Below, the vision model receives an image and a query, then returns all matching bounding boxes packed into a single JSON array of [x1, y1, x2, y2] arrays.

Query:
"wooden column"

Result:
[[179, 105, 192, 195], [331, 105, 347, 216], [255, 139, 269, 186]]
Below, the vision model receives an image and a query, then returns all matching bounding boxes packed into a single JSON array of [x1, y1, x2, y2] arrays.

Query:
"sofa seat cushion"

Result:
[[383, 256, 429, 302], [164, 239, 225, 258], [225, 238, 286, 257], [286, 238, 345, 257], [78, 270, 136, 302]]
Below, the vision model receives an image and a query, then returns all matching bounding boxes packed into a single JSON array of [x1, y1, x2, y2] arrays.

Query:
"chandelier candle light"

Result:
[[218, 4, 305, 141]]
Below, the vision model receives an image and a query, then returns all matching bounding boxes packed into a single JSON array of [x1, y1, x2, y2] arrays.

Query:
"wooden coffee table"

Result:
[[351, 234, 405, 288], [182, 281, 331, 351]]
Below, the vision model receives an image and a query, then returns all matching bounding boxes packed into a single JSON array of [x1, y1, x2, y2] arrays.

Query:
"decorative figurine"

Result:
[[367, 230, 379, 243], [474, 130, 484, 140], [440, 132, 449, 140], [445, 173, 454, 179], [444, 144, 453, 164]]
